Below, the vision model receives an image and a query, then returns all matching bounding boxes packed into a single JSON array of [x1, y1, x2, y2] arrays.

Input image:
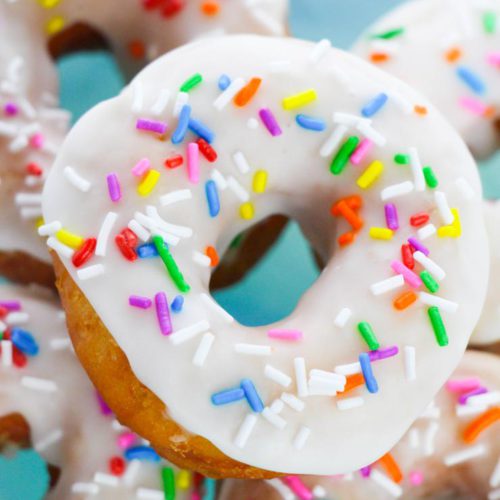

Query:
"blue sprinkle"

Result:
[[124, 446, 160, 462], [137, 243, 160, 258], [203, 478, 217, 500], [361, 92, 389, 118], [188, 118, 215, 144], [240, 378, 264, 413], [456, 66, 486, 95], [10, 328, 39, 356], [211, 387, 245, 406], [171, 295, 184, 313], [172, 104, 191, 144], [205, 180, 220, 218], [359, 353, 378, 394], [295, 114, 326, 131], [218, 74, 231, 91]]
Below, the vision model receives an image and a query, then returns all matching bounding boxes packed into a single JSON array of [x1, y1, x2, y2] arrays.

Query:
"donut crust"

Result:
[[52, 253, 278, 479], [0, 250, 55, 289]]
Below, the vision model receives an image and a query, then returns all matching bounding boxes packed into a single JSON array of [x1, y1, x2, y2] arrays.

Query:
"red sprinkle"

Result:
[[165, 154, 184, 169], [0, 306, 8, 319], [401, 244, 414, 269], [13, 346, 27, 368], [142, 0, 164, 9], [26, 163, 43, 176], [109, 456, 126, 476], [72, 238, 97, 268], [196, 138, 218, 163], [410, 212, 429, 227], [161, 0, 185, 17], [120, 228, 138, 248], [115, 234, 137, 262]]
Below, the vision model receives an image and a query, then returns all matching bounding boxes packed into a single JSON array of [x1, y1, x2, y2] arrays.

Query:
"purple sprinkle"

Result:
[[360, 465, 372, 478], [106, 173, 122, 202], [408, 237, 429, 256], [4, 103, 18, 116], [369, 345, 399, 361], [458, 386, 488, 405], [258, 108, 282, 137], [155, 292, 172, 335], [384, 203, 399, 231], [129, 295, 152, 309], [136, 118, 168, 135], [96, 392, 113, 415], [0, 301, 21, 311]]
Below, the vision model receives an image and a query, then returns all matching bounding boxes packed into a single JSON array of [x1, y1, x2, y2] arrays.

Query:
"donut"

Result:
[[42, 35, 489, 477], [220, 350, 500, 499], [0, 0, 288, 288], [0, 283, 219, 499], [351, 0, 500, 348]]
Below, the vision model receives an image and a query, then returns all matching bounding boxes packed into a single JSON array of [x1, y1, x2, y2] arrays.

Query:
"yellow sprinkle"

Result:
[[437, 208, 461, 238], [56, 229, 84, 249], [176, 470, 191, 490], [252, 170, 268, 194], [282, 89, 317, 110], [240, 202, 255, 220], [356, 160, 384, 189], [38, 0, 61, 8], [46, 16, 65, 35], [35, 217, 45, 229], [369, 227, 393, 240], [137, 169, 160, 197]]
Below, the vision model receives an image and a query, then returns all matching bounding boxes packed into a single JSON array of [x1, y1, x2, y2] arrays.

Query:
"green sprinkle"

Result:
[[229, 233, 244, 250], [161, 467, 175, 500], [330, 136, 359, 175], [357, 322, 380, 351], [180, 73, 203, 92], [483, 12, 496, 34], [423, 166, 438, 189], [371, 27, 405, 40], [420, 271, 439, 293], [394, 153, 410, 165], [428, 307, 448, 346], [153, 235, 190, 293]]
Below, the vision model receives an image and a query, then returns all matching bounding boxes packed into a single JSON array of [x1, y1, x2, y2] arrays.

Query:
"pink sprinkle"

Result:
[[129, 295, 152, 309], [4, 103, 18, 116], [409, 470, 424, 486], [391, 260, 422, 288], [446, 377, 481, 393], [29, 133, 44, 149], [350, 139, 373, 165], [106, 173, 122, 202], [132, 158, 150, 177], [155, 292, 172, 335], [117, 431, 137, 449], [136, 118, 167, 134], [487, 52, 500, 66], [267, 329, 303, 341], [187, 142, 200, 184], [259, 108, 282, 136], [282, 476, 313, 500], [459, 97, 488, 116], [190, 494, 201, 500]]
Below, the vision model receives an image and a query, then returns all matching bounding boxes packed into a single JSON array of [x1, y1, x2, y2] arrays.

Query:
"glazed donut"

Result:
[[0, 283, 217, 499], [0, 0, 288, 288], [42, 35, 489, 477], [352, 0, 500, 347], [220, 350, 500, 500]]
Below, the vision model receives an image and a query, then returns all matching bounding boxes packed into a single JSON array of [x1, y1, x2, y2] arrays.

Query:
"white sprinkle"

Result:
[[233, 151, 251, 175], [444, 444, 487, 466], [334, 362, 361, 376], [63, 166, 91, 192], [467, 391, 500, 407], [35, 429, 63, 453], [47, 237, 74, 259], [131, 82, 144, 113], [1, 340, 12, 367], [9, 134, 28, 153], [94, 472, 119, 487], [419, 292, 458, 313], [267, 60, 292, 73], [489, 489, 500, 500], [95, 212, 118, 257], [192, 332, 215, 367], [409, 147, 426, 192], [21, 376, 57, 392], [490, 458, 500, 488], [370, 274, 404, 296], [213, 78, 245, 110], [420, 401, 441, 419], [200, 293, 234, 323], [456, 404, 487, 417], [403, 345, 416, 381], [293, 425, 311, 450], [25, 176, 44, 188], [235, 344, 272, 356], [455, 177, 475, 200], [50, 338, 72, 350], [417, 223, 437, 240], [333, 112, 367, 127], [309, 38, 331, 64], [20, 207, 42, 219], [169, 320, 210, 346], [247, 118, 259, 129], [334, 307, 352, 328], [294, 357, 308, 397], [128, 219, 150, 242], [6, 312, 29, 325], [250, 8, 285, 35], [145, 206, 193, 238], [77, 264, 105, 281], [312, 485, 327, 498], [308, 378, 341, 396], [320, 124, 347, 158], [357, 120, 387, 146], [381, 181, 414, 200], [269, 399, 284, 414], [310, 369, 346, 385], [122, 460, 141, 487], [387, 89, 413, 114], [136, 488, 164, 500], [423, 421, 439, 456], [150, 88, 171, 116], [281, 392, 305, 412], [265, 364, 292, 387], [434, 191, 454, 224], [262, 407, 287, 429], [370, 469, 402, 498], [71, 483, 99, 495], [0, 121, 17, 137], [173, 92, 189, 117], [408, 428, 420, 448], [38, 221, 62, 236], [159, 189, 192, 207], [211, 169, 228, 190], [413, 251, 446, 281], [133, 213, 180, 246], [15, 193, 42, 206], [227, 176, 250, 202], [234, 413, 258, 448], [265, 479, 294, 500], [193, 251, 211, 268], [337, 397, 364, 411]]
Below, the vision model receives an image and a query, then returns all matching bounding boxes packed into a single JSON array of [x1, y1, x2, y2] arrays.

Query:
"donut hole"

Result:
[[48, 23, 110, 60]]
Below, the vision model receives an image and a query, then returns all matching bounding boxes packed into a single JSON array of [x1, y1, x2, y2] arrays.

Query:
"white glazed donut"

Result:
[[352, 0, 500, 346], [0, 0, 288, 286], [0, 283, 216, 499], [42, 35, 489, 476], [219, 350, 500, 499]]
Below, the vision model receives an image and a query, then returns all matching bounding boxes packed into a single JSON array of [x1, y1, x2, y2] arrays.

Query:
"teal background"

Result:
[[3, 0, 500, 498]]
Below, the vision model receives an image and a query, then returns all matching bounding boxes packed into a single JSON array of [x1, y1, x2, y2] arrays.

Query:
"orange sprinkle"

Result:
[[335, 200, 364, 231], [378, 452, 403, 483], [331, 195, 363, 216], [370, 52, 390, 64], [128, 40, 145, 59], [338, 231, 356, 247], [445, 47, 462, 63], [393, 291, 417, 311], [484, 105, 496, 118], [341, 373, 364, 394], [414, 105, 428, 116], [205, 246, 219, 267], [200, 0, 220, 16], [463, 407, 500, 444], [234, 78, 262, 107]]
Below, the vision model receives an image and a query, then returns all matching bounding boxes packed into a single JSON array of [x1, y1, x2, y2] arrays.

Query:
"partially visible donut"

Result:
[[43, 35, 489, 476], [0, 0, 288, 287]]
